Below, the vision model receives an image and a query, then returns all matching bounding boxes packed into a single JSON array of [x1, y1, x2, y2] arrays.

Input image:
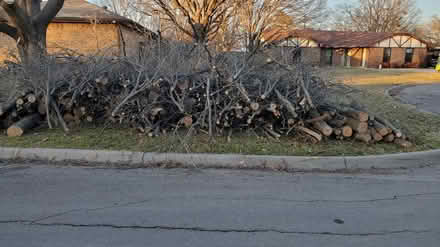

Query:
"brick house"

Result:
[[0, 0, 155, 63], [265, 29, 429, 68]]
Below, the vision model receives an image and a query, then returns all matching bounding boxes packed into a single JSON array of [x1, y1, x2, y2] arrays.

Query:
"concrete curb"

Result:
[[1, 147, 439, 171]]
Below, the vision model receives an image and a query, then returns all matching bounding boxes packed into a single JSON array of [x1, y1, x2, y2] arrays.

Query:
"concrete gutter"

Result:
[[0, 147, 439, 171]]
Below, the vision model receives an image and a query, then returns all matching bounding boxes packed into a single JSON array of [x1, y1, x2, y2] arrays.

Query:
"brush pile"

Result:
[[0, 51, 412, 148]]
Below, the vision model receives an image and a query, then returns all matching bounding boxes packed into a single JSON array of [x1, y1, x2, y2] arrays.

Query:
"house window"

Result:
[[321, 48, 333, 66], [383, 48, 392, 63], [405, 48, 414, 63]]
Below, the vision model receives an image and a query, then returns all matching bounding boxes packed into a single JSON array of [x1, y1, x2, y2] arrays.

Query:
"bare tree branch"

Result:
[[34, 0, 64, 26], [0, 22, 18, 39]]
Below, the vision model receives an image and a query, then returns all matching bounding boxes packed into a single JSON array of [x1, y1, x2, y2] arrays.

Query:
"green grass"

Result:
[[0, 125, 413, 156]]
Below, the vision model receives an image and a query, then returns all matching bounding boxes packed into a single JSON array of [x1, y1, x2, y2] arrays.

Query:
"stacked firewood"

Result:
[[299, 106, 412, 147]]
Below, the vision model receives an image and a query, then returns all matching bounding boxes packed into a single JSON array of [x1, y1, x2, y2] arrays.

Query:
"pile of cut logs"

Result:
[[300, 106, 412, 147], [0, 68, 412, 148]]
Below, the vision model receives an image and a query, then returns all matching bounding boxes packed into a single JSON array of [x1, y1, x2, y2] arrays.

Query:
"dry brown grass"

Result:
[[322, 67, 440, 86]]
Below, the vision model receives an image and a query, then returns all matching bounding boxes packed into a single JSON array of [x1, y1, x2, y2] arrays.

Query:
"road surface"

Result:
[[1, 162, 440, 246], [397, 84, 440, 114]]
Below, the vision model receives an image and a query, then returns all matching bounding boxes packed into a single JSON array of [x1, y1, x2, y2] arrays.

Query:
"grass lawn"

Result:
[[325, 67, 440, 85], [1, 67, 440, 156]]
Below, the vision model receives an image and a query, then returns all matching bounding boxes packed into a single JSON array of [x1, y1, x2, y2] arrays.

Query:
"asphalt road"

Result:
[[397, 84, 440, 114], [1, 162, 440, 247]]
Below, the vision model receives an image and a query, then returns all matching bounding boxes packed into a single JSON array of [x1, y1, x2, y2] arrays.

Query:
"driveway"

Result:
[[1, 163, 440, 246], [394, 84, 440, 114]]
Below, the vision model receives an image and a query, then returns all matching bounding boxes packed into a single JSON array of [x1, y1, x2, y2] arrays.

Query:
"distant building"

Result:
[[264, 29, 430, 68], [0, 0, 155, 63]]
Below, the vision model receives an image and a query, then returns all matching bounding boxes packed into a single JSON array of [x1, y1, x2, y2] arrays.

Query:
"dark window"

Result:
[[405, 48, 414, 63], [321, 48, 333, 65], [383, 48, 392, 63]]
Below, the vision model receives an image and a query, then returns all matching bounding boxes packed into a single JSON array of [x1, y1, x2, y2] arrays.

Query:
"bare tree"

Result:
[[141, 0, 236, 44], [97, 0, 154, 28], [424, 16, 440, 47], [0, 0, 65, 64], [237, 0, 327, 53], [291, 0, 328, 29], [332, 0, 421, 33]]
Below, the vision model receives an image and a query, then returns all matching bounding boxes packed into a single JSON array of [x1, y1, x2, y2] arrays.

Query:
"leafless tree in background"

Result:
[[424, 16, 440, 47], [291, 0, 328, 29], [0, 0, 65, 64], [140, 0, 236, 44], [237, 0, 327, 54], [97, 0, 157, 30], [332, 0, 421, 33]]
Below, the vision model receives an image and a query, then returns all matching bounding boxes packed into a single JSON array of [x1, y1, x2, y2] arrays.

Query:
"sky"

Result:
[[329, 0, 439, 20]]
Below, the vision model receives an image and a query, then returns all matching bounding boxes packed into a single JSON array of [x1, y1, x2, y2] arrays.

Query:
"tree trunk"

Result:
[[17, 28, 47, 66]]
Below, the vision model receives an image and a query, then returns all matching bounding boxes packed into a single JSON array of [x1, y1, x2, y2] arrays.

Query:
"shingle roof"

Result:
[[0, 0, 139, 27], [265, 29, 428, 48]]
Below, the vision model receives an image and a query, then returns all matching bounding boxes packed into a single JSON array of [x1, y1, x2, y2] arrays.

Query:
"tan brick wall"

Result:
[[0, 23, 125, 63], [366, 48, 383, 68], [0, 33, 19, 62]]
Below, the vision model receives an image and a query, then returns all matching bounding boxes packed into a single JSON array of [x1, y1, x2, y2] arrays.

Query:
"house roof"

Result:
[[0, 0, 150, 32], [264, 29, 429, 48]]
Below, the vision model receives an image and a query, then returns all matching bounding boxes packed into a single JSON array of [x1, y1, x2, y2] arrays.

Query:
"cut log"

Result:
[[394, 138, 413, 148], [345, 117, 368, 133], [334, 128, 342, 136], [327, 114, 346, 128], [373, 121, 389, 136], [296, 126, 322, 142], [26, 94, 37, 103], [354, 133, 372, 143], [369, 128, 383, 142], [384, 134, 395, 143], [0, 101, 16, 117], [7, 114, 41, 137], [343, 110, 369, 122], [375, 116, 402, 138], [250, 102, 260, 112], [341, 125, 353, 137], [309, 109, 332, 136], [16, 98, 25, 106], [181, 116, 193, 128]]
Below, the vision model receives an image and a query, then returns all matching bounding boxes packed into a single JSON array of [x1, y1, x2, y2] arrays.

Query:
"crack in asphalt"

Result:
[[8, 192, 440, 225], [0, 220, 431, 236]]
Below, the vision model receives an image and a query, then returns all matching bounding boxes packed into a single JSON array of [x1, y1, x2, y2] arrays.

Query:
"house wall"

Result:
[[389, 48, 405, 67], [332, 49, 344, 66], [0, 22, 148, 63], [118, 25, 155, 58], [46, 23, 120, 56], [0, 32, 19, 63], [350, 48, 363, 67], [366, 48, 384, 68], [413, 48, 427, 67]]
